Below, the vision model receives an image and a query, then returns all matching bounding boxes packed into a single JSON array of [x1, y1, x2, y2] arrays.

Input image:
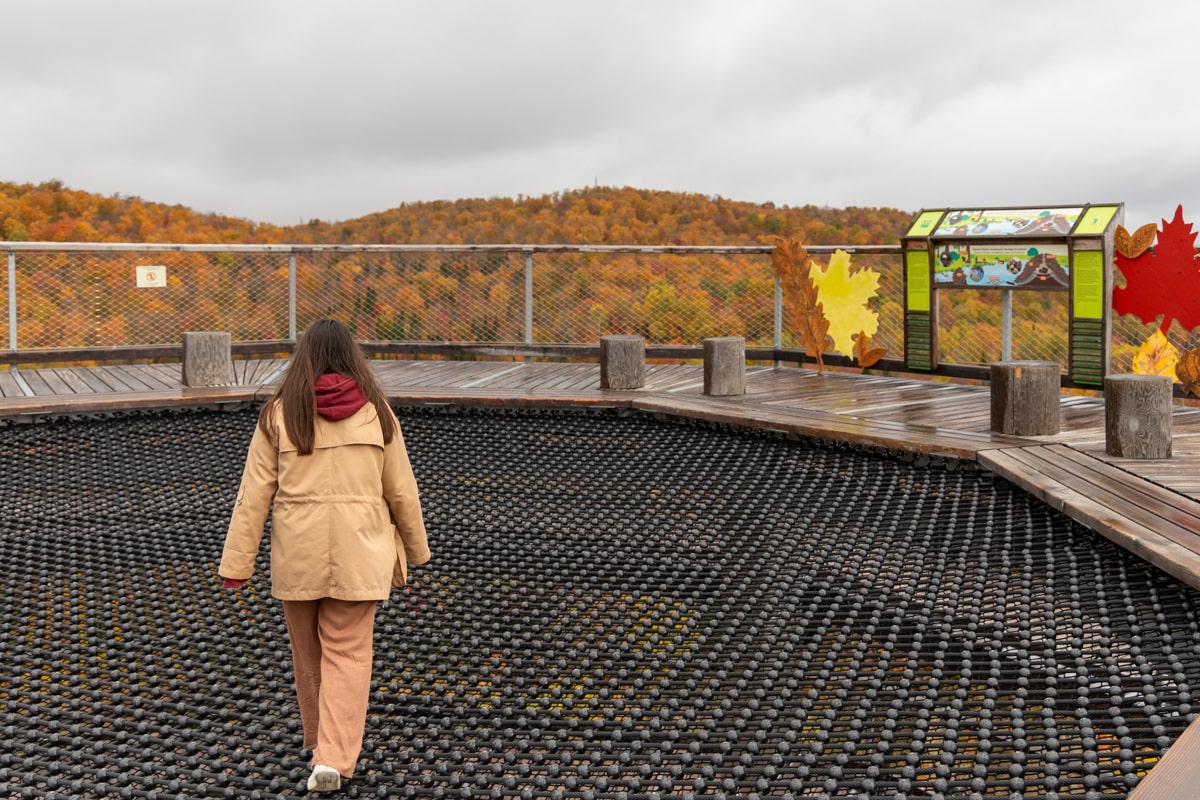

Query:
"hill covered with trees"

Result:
[[0, 180, 912, 246], [0, 180, 923, 355]]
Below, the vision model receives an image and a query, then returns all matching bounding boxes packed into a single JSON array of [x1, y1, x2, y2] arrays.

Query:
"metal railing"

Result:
[[0, 241, 1143, 374]]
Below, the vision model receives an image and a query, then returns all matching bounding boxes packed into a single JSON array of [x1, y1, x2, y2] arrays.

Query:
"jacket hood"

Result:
[[314, 373, 368, 421]]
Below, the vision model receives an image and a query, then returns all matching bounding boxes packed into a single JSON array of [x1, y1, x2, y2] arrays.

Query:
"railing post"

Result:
[[773, 276, 782, 369], [523, 248, 532, 345], [1001, 289, 1013, 361], [288, 252, 297, 342], [7, 251, 16, 352], [524, 249, 533, 361]]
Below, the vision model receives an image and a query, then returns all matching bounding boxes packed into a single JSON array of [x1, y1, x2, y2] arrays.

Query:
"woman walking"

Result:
[[219, 319, 430, 792]]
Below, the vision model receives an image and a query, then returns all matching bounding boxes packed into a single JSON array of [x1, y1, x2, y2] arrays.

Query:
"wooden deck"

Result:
[[4, 356, 1200, 796]]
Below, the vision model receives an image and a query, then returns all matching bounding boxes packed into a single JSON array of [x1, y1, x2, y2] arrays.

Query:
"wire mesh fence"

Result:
[[936, 289, 1071, 369], [297, 250, 527, 343], [8, 248, 290, 348], [2, 243, 1195, 378], [530, 250, 778, 346], [1, 245, 800, 353]]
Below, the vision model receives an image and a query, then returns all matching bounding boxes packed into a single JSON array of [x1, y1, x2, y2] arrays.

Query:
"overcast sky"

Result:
[[3, 1, 1198, 231]]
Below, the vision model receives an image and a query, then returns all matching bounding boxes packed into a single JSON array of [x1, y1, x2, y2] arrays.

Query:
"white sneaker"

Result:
[[307, 764, 341, 792]]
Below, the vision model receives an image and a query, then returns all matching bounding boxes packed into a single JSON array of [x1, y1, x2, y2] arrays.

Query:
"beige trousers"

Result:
[[282, 598, 377, 778]]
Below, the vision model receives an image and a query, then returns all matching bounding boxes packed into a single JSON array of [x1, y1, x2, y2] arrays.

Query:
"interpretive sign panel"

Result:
[[932, 243, 1070, 289], [933, 208, 1083, 237], [902, 202, 1122, 384]]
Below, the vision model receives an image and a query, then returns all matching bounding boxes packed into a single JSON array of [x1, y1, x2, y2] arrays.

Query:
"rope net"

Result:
[[2, 407, 1198, 799]]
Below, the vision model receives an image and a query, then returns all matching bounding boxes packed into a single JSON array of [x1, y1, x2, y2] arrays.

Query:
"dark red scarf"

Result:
[[314, 373, 368, 421]]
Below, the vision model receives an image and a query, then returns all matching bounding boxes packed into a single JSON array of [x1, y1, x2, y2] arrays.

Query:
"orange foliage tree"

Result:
[[1, 180, 914, 349]]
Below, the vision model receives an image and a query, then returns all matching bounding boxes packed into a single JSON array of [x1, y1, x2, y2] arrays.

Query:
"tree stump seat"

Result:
[[1105, 374, 1173, 459], [182, 331, 235, 387], [600, 335, 645, 390], [704, 336, 745, 397], [989, 360, 1061, 436]]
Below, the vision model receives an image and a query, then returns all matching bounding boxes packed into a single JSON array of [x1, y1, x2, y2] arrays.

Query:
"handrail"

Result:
[[0, 241, 901, 255]]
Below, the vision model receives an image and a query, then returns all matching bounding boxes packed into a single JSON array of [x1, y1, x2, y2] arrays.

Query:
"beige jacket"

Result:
[[219, 402, 430, 601]]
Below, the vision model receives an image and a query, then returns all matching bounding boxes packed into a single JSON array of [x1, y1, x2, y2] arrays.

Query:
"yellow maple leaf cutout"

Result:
[[809, 249, 881, 355], [1133, 329, 1180, 381]]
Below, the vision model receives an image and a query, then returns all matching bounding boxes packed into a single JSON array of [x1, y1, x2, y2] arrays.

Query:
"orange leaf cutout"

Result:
[[1114, 222, 1157, 259], [1178, 348, 1200, 398], [771, 238, 829, 371], [854, 329, 887, 368], [1132, 329, 1180, 379]]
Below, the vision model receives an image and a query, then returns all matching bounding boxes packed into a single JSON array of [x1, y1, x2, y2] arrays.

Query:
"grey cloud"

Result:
[[3, 0, 1200, 226]]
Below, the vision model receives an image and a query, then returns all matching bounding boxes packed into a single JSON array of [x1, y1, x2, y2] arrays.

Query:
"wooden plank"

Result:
[[979, 447, 1200, 590], [1001, 448, 1200, 551], [1038, 447, 1200, 541], [736, 394, 1020, 447], [64, 366, 123, 394], [792, 384, 954, 415], [634, 393, 1026, 459], [76, 369, 125, 393], [245, 358, 265, 384], [385, 385, 635, 410], [468, 363, 539, 390], [0, 386, 259, 417], [0, 369, 25, 398], [561, 366, 606, 392], [252, 357, 289, 386], [245, 358, 286, 386], [456, 363, 531, 389], [26, 368, 75, 396], [237, 358, 259, 385], [115, 364, 176, 390], [536, 364, 597, 391], [439, 362, 513, 387], [50, 368, 95, 395], [395, 361, 478, 387], [143, 363, 184, 389], [1128, 716, 1200, 799], [90, 364, 152, 393], [19, 369, 55, 396], [642, 365, 706, 392], [377, 360, 491, 389]]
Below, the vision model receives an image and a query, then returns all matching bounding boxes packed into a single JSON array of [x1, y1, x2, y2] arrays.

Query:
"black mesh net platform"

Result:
[[2, 406, 1199, 799]]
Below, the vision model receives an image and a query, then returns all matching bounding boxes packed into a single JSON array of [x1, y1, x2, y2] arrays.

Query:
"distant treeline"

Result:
[[0, 180, 911, 246]]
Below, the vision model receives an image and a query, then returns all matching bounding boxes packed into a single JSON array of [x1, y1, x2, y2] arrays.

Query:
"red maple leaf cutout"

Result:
[[1113, 205, 1200, 333]]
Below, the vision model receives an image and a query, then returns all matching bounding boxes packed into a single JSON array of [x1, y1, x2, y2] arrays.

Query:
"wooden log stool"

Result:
[[989, 360, 1060, 436], [704, 336, 745, 397], [600, 335, 645, 390], [1105, 374, 1173, 459], [181, 331, 235, 387]]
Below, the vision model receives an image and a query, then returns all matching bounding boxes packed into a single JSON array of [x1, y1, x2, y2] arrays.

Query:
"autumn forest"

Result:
[[0, 180, 1173, 375], [0, 180, 910, 247], [0, 180, 919, 354]]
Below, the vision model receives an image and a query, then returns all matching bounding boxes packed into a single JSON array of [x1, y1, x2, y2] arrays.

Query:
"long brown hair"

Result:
[[258, 318, 395, 454]]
